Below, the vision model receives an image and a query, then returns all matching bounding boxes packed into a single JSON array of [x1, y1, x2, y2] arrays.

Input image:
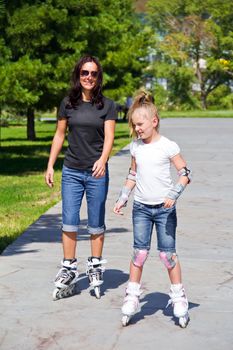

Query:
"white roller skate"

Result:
[[121, 282, 142, 326], [53, 259, 79, 301], [167, 284, 190, 328], [86, 256, 107, 299]]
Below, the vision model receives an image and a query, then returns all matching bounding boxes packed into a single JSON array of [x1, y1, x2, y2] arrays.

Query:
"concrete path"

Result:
[[1, 118, 233, 350]]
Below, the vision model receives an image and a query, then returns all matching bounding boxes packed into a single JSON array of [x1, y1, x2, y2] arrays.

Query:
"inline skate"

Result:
[[53, 258, 79, 301], [86, 256, 107, 299], [167, 284, 190, 328], [121, 282, 142, 326]]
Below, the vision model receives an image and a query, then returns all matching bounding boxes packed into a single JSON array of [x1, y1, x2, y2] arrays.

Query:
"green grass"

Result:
[[160, 109, 233, 118], [0, 120, 130, 253]]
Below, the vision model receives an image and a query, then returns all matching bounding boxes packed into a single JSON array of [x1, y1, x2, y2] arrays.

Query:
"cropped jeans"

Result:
[[132, 200, 177, 253], [61, 165, 109, 235]]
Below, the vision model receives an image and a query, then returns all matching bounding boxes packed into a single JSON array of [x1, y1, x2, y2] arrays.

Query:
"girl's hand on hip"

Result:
[[45, 167, 54, 188], [92, 159, 106, 178], [163, 198, 175, 208]]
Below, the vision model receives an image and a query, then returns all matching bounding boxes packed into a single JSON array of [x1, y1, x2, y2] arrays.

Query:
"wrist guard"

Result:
[[167, 183, 185, 201], [116, 186, 131, 207]]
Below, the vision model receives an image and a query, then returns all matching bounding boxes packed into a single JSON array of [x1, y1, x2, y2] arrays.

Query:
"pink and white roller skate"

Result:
[[121, 282, 142, 326], [167, 284, 190, 328]]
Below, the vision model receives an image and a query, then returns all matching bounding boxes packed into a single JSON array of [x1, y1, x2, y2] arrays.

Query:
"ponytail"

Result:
[[128, 90, 159, 137]]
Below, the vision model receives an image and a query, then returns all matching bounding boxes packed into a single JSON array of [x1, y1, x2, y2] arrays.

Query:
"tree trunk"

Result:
[[200, 90, 207, 109], [195, 57, 208, 109], [27, 107, 36, 140], [0, 108, 2, 147]]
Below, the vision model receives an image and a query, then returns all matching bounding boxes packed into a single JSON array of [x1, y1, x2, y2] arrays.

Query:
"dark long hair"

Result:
[[67, 55, 104, 109]]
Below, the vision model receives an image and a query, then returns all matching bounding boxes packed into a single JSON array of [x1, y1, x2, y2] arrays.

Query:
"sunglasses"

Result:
[[80, 70, 98, 78]]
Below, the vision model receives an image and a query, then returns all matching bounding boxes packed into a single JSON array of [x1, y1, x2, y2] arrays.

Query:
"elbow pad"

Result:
[[178, 167, 192, 183], [126, 168, 136, 182]]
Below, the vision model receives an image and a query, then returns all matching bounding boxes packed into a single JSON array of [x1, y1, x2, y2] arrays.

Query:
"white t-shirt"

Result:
[[130, 136, 180, 205]]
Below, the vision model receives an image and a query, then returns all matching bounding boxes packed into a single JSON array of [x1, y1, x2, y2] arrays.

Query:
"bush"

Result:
[[153, 84, 169, 109], [0, 118, 9, 127], [207, 85, 233, 109]]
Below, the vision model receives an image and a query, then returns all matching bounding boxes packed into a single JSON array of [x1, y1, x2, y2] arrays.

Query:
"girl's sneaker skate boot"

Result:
[[167, 283, 190, 328], [53, 258, 79, 301], [86, 256, 107, 299], [121, 282, 142, 326]]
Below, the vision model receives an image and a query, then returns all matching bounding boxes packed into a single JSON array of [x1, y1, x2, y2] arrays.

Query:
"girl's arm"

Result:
[[113, 157, 137, 215], [164, 153, 192, 208], [92, 120, 116, 178], [45, 118, 67, 187]]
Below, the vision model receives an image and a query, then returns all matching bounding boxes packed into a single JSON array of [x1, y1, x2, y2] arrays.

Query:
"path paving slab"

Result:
[[1, 118, 233, 350]]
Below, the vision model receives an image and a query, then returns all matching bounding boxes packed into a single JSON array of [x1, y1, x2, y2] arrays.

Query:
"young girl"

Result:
[[114, 91, 192, 327]]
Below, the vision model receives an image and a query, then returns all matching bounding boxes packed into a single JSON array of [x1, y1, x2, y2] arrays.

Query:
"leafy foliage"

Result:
[[1, 0, 149, 138], [146, 0, 233, 109]]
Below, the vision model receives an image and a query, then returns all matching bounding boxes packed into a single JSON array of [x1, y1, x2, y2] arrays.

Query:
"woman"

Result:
[[45, 55, 117, 300]]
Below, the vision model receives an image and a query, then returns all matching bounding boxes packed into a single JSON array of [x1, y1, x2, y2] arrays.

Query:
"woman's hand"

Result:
[[92, 158, 106, 178], [45, 166, 54, 188]]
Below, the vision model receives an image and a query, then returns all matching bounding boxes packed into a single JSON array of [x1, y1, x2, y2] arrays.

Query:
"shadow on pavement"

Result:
[[129, 292, 200, 326], [70, 269, 129, 296], [1, 213, 129, 256]]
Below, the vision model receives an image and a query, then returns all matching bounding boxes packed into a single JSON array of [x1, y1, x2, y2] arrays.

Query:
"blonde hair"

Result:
[[128, 90, 160, 137]]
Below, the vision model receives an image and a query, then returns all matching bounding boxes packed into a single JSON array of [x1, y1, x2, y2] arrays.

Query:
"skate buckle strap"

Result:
[[86, 258, 107, 275], [166, 290, 187, 308], [125, 288, 142, 297], [87, 258, 107, 267], [124, 294, 139, 304], [166, 296, 185, 308], [62, 259, 77, 271]]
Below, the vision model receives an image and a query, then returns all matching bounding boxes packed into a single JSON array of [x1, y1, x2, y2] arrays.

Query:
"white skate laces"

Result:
[[166, 284, 189, 318]]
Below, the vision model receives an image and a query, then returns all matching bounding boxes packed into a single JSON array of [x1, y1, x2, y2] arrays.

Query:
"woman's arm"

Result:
[[45, 118, 67, 187], [92, 119, 116, 177]]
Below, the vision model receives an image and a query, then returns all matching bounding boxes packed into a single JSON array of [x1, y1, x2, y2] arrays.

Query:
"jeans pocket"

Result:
[[133, 201, 144, 210]]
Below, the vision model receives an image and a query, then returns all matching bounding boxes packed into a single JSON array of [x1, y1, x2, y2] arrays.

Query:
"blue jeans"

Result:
[[61, 165, 109, 234], [132, 200, 177, 252]]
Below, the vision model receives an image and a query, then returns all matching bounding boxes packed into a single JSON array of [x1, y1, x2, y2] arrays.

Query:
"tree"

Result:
[[147, 0, 233, 109], [1, 0, 150, 139]]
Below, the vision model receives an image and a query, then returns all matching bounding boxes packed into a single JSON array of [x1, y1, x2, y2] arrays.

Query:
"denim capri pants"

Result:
[[132, 200, 177, 252], [61, 165, 109, 234]]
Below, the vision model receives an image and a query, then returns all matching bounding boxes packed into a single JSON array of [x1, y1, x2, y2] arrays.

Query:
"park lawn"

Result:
[[0, 120, 131, 253], [160, 109, 233, 118], [0, 173, 61, 252]]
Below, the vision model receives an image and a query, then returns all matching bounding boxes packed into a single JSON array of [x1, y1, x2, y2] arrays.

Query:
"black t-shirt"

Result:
[[58, 96, 117, 170]]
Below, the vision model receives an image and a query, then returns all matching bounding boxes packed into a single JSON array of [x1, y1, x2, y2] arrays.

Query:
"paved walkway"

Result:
[[1, 118, 233, 350]]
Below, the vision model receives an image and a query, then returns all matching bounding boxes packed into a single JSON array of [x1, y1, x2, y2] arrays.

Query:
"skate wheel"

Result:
[[94, 286, 101, 299], [52, 288, 60, 301], [122, 315, 130, 327], [68, 284, 75, 295], [179, 314, 190, 328]]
